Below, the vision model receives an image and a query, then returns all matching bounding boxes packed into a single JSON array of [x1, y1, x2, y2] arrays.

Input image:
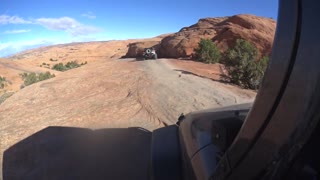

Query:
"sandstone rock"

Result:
[[125, 41, 160, 58], [124, 34, 173, 58], [159, 14, 276, 58]]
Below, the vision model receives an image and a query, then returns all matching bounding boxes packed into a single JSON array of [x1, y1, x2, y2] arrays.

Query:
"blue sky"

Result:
[[0, 0, 278, 57]]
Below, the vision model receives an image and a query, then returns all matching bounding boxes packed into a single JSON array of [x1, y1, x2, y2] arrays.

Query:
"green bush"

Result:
[[194, 39, 221, 64], [52, 63, 68, 71], [223, 39, 269, 90], [0, 91, 15, 105], [20, 72, 55, 87], [38, 72, 55, 81], [20, 72, 37, 86], [0, 76, 7, 89], [65, 61, 81, 69], [52, 61, 84, 72]]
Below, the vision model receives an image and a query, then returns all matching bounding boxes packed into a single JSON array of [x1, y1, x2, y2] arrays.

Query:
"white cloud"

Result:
[[0, 15, 31, 24], [4, 29, 31, 34], [35, 17, 102, 36], [81, 12, 96, 19], [0, 14, 102, 36], [0, 15, 104, 56]]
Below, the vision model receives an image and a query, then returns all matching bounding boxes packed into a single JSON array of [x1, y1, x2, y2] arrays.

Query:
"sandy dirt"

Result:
[[0, 58, 256, 177], [168, 59, 224, 81], [129, 59, 256, 125]]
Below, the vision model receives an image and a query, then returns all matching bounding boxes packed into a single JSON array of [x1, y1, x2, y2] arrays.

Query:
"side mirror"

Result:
[[178, 103, 252, 180]]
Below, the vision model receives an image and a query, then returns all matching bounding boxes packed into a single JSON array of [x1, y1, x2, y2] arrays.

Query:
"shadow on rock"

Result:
[[3, 126, 152, 180]]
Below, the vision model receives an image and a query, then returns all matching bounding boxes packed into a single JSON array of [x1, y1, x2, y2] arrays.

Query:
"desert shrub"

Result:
[[40, 62, 51, 68], [38, 72, 55, 81], [52, 61, 85, 72], [50, 58, 58, 62], [52, 63, 68, 71], [20, 72, 38, 86], [194, 39, 221, 64], [223, 39, 269, 90], [65, 61, 81, 69], [0, 76, 7, 89], [20, 72, 55, 86], [80, 61, 88, 66], [0, 91, 15, 105]]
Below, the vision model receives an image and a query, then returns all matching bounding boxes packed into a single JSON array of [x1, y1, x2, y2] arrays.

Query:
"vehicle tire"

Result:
[[154, 54, 158, 60], [146, 49, 152, 54]]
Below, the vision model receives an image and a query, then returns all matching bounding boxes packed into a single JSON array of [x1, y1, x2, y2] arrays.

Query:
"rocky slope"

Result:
[[0, 57, 256, 177], [159, 14, 276, 58], [0, 39, 153, 95]]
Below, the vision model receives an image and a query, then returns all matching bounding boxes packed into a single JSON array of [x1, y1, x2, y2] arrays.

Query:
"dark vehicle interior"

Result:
[[3, 0, 320, 179]]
